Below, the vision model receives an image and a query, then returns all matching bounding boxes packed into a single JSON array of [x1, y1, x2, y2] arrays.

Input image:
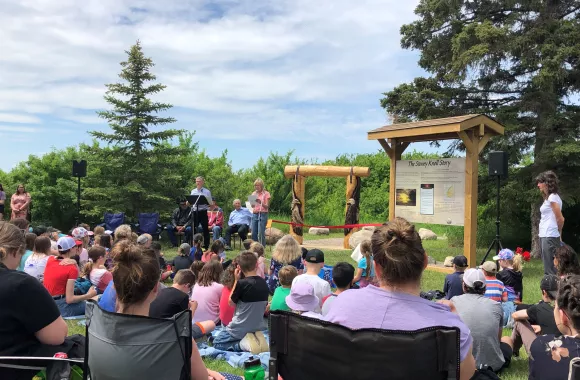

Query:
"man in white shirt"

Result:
[[291, 249, 331, 313], [190, 176, 212, 250]]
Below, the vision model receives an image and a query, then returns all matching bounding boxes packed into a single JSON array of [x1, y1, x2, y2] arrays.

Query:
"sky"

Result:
[[0, 0, 443, 172]]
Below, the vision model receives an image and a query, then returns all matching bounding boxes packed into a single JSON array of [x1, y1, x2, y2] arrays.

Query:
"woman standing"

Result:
[[0, 184, 5, 220], [10, 184, 31, 221], [251, 178, 270, 246], [536, 171, 564, 275]]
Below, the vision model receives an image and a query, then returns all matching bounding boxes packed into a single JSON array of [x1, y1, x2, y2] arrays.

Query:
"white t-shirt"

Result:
[[539, 193, 563, 238], [23, 254, 50, 282], [292, 274, 331, 313]]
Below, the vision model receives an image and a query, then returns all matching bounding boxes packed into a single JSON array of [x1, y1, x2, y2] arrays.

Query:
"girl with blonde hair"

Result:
[[267, 235, 303, 294]]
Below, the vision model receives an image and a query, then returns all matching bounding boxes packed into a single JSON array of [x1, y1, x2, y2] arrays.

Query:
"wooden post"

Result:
[[388, 139, 398, 221], [461, 130, 479, 267], [290, 174, 306, 244], [344, 176, 361, 248]]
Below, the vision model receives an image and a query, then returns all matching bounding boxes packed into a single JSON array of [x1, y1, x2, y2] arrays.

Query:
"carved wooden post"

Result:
[[344, 173, 361, 249], [290, 173, 305, 244]]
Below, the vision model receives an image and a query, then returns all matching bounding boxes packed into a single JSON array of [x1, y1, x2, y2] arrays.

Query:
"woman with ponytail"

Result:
[[82, 246, 112, 293], [351, 240, 375, 288], [325, 217, 476, 380], [528, 275, 580, 380], [0, 222, 69, 380]]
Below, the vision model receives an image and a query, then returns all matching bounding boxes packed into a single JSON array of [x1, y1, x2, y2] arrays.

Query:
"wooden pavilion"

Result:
[[367, 114, 505, 267]]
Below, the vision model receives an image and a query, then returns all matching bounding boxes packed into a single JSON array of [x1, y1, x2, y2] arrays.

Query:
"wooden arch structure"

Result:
[[367, 114, 505, 267], [283, 165, 370, 249]]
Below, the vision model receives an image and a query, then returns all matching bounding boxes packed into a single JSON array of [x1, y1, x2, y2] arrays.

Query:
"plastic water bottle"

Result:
[[244, 356, 265, 380]]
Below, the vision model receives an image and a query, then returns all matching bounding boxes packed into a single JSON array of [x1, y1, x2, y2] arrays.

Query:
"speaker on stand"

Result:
[[72, 160, 87, 226], [480, 152, 509, 265]]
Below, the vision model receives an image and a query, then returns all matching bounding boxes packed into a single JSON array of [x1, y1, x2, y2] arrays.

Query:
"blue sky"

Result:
[[0, 0, 444, 172]]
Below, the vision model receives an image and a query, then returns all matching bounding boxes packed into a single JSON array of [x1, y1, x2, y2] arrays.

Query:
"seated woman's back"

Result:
[[324, 218, 475, 380]]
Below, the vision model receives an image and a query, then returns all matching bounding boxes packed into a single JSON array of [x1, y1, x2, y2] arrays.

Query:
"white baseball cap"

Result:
[[462, 268, 486, 287], [57, 236, 77, 252]]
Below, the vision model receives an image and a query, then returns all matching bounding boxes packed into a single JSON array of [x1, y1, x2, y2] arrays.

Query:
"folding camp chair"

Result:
[[269, 310, 460, 380], [84, 300, 192, 380], [133, 212, 162, 239], [98, 212, 125, 232]]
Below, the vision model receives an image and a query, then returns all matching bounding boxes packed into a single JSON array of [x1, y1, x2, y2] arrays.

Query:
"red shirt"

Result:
[[219, 286, 235, 326], [43, 256, 78, 296]]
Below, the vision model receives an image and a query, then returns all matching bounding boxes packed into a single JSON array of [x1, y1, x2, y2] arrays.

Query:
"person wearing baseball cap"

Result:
[[494, 249, 524, 329], [43, 236, 97, 317], [291, 249, 331, 313], [285, 282, 322, 319], [444, 268, 512, 373], [443, 255, 468, 300], [480, 261, 508, 303], [501, 274, 560, 358], [72, 227, 90, 266]]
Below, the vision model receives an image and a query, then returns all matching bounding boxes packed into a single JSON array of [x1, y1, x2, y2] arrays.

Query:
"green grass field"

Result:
[[67, 235, 541, 378]]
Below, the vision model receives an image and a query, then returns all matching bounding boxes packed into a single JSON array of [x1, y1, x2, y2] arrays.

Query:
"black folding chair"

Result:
[[269, 310, 460, 380]]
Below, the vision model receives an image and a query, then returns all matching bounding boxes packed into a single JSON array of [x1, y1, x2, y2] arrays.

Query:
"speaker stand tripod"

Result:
[[480, 175, 503, 265]]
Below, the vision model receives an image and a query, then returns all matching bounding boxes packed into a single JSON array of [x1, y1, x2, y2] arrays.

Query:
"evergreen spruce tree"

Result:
[[85, 41, 186, 219]]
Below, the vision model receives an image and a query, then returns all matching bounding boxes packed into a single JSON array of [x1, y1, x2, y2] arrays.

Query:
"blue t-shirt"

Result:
[[99, 281, 117, 312], [443, 271, 464, 300], [17, 250, 33, 272], [356, 256, 375, 285]]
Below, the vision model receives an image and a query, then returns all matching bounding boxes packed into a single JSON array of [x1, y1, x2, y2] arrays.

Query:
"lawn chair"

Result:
[[269, 310, 460, 380], [84, 300, 192, 380], [98, 212, 125, 232], [133, 212, 162, 239]]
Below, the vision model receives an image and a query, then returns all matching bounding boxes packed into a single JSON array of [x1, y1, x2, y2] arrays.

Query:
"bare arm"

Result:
[[35, 316, 68, 346], [459, 346, 476, 380], [550, 202, 565, 237], [190, 342, 214, 380], [228, 267, 241, 307], [511, 309, 529, 321], [352, 268, 363, 284], [65, 279, 97, 304]]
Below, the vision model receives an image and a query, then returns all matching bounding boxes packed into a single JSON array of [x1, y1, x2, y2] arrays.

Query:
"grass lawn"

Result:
[[67, 237, 542, 379]]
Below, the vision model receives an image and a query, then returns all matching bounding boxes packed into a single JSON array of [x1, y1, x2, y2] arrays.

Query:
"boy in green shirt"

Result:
[[269, 266, 298, 311]]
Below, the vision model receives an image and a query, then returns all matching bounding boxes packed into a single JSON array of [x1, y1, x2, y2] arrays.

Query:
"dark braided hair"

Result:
[[556, 275, 580, 330]]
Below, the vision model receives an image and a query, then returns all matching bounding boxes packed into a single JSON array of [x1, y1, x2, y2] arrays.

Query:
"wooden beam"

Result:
[[368, 123, 462, 140], [398, 142, 410, 157], [388, 139, 398, 221], [388, 132, 458, 144], [378, 139, 393, 156], [284, 165, 370, 178], [459, 114, 505, 135], [458, 131, 475, 154], [478, 132, 493, 154], [463, 130, 478, 267]]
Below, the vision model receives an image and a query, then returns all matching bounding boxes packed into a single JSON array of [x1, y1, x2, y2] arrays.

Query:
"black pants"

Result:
[[195, 210, 210, 249], [224, 224, 249, 246]]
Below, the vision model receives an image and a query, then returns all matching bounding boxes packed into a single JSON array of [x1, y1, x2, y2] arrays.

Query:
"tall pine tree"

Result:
[[85, 41, 186, 220], [381, 1, 580, 254]]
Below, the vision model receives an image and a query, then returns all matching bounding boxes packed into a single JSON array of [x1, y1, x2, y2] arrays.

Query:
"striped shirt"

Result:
[[484, 276, 507, 302]]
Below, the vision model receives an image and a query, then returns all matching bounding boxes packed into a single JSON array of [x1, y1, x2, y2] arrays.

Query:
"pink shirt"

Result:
[[252, 190, 271, 213], [256, 256, 265, 279], [191, 281, 224, 323]]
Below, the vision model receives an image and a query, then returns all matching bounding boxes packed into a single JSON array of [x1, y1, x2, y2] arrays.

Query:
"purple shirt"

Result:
[[324, 285, 473, 361]]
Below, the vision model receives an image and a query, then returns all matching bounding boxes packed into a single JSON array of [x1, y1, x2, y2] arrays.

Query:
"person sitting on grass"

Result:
[[82, 246, 113, 294], [191, 233, 204, 261], [249, 242, 266, 279], [325, 218, 476, 380], [17, 232, 36, 271], [501, 274, 560, 357], [351, 241, 375, 288], [291, 249, 331, 313], [443, 255, 468, 300], [286, 282, 323, 319], [23, 236, 52, 282], [554, 244, 580, 278], [321, 262, 354, 316], [242, 239, 254, 251], [528, 275, 580, 380], [494, 248, 523, 327], [269, 265, 298, 312], [213, 251, 269, 352], [0, 221, 71, 380], [442, 268, 511, 374], [219, 257, 240, 327], [190, 260, 223, 324], [43, 236, 97, 317], [100, 240, 230, 380], [480, 261, 508, 303], [136, 233, 153, 249], [172, 243, 193, 272], [267, 235, 303, 294], [150, 269, 215, 339]]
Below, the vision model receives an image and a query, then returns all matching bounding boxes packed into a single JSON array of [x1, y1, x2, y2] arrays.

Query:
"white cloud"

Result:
[[0, 125, 40, 133], [0, 113, 41, 124]]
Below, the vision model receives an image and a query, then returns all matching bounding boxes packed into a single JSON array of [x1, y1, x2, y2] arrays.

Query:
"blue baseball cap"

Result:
[[493, 248, 514, 261]]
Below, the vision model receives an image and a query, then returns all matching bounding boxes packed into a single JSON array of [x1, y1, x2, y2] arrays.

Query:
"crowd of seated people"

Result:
[[3, 211, 580, 380]]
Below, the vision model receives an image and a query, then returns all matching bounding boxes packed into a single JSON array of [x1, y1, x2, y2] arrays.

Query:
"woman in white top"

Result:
[[536, 171, 564, 275], [24, 236, 52, 282]]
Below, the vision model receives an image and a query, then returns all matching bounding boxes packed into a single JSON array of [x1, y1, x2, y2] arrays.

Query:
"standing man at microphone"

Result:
[[191, 176, 212, 250]]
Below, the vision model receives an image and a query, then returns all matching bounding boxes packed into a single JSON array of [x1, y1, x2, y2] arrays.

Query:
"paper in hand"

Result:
[[248, 194, 258, 207]]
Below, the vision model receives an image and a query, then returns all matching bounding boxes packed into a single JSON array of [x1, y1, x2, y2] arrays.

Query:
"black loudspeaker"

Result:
[[72, 160, 87, 177], [488, 151, 508, 177]]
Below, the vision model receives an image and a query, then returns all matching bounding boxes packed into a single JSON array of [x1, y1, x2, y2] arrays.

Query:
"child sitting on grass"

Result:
[[270, 265, 298, 312], [481, 261, 508, 302], [213, 251, 269, 352], [191, 233, 204, 261], [219, 256, 240, 327], [352, 240, 375, 288], [292, 249, 331, 313], [443, 255, 468, 300], [286, 282, 323, 319], [249, 242, 266, 279], [322, 262, 354, 316], [494, 249, 523, 327]]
